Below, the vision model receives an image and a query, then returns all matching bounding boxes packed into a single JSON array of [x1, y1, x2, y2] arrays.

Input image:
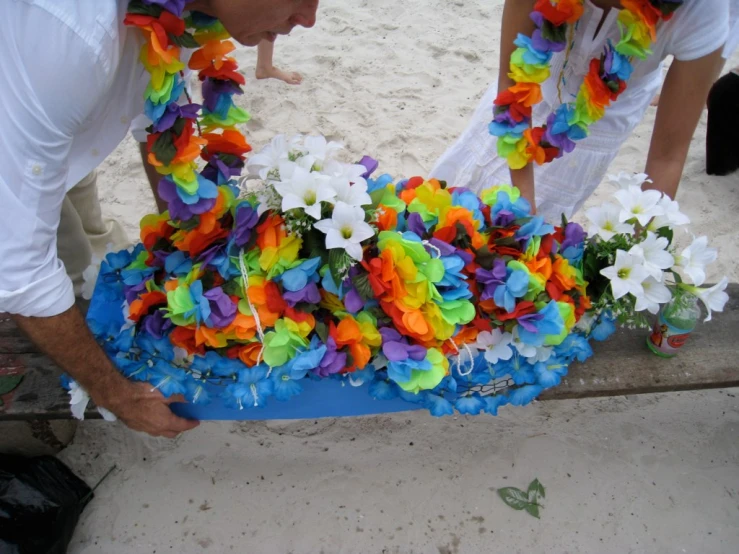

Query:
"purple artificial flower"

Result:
[[142, 310, 173, 339], [543, 112, 576, 155], [153, 103, 201, 133], [201, 155, 245, 185], [201, 78, 243, 113], [124, 279, 148, 305], [358, 156, 379, 179], [426, 238, 456, 257], [203, 287, 237, 328], [493, 208, 517, 227], [158, 177, 216, 221], [196, 242, 226, 268], [516, 312, 545, 333], [531, 28, 567, 54], [407, 212, 427, 237], [379, 328, 426, 362], [561, 222, 585, 252], [475, 258, 507, 301], [143, 0, 188, 16], [283, 282, 321, 307], [233, 204, 259, 247], [314, 337, 347, 377], [344, 287, 365, 313]]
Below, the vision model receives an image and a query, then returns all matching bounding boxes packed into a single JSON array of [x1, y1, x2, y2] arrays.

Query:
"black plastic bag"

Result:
[[0, 455, 92, 554]]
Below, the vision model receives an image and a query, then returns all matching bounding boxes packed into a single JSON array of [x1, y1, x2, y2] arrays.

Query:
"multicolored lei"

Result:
[[490, 0, 684, 169]]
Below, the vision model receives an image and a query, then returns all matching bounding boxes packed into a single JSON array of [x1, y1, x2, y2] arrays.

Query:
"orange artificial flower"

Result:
[[188, 39, 236, 71], [128, 291, 168, 322], [534, 0, 584, 26]]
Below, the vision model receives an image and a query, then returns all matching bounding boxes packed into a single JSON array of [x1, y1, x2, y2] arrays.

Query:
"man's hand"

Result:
[[13, 305, 199, 438], [95, 381, 199, 438]]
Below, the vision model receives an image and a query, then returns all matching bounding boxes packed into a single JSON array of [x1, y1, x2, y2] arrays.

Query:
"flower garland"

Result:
[[124, 0, 251, 223], [490, 0, 684, 169]]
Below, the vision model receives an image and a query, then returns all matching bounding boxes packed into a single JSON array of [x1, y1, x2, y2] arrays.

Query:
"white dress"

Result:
[[430, 0, 733, 223]]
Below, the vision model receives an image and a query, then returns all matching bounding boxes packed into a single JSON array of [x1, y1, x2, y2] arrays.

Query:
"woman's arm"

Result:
[[644, 48, 725, 198], [499, 0, 538, 210]]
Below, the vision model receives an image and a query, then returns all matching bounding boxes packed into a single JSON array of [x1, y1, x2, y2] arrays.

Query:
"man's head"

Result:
[[186, 0, 318, 46]]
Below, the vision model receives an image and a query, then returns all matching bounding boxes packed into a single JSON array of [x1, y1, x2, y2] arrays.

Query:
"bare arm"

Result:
[[499, 0, 537, 209], [644, 48, 725, 198], [12, 307, 198, 437], [139, 142, 168, 214]]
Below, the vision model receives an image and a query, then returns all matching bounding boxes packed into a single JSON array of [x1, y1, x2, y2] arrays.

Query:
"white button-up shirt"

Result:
[[0, 0, 148, 316]]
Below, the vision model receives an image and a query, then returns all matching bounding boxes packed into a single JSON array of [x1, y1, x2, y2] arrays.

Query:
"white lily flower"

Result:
[[608, 171, 652, 190], [600, 250, 649, 300], [675, 236, 717, 286], [246, 134, 297, 179], [614, 185, 664, 226], [585, 202, 635, 240], [688, 277, 730, 322], [313, 201, 375, 261], [510, 326, 538, 358], [274, 166, 335, 220], [628, 232, 674, 281], [329, 176, 372, 207], [302, 135, 343, 170], [475, 329, 514, 364], [526, 345, 554, 364], [634, 276, 673, 314], [648, 195, 690, 231], [68, 380, 117, 421]]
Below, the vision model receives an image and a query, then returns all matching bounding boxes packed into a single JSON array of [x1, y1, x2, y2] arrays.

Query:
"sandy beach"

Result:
[[60, 1, 739, 552]]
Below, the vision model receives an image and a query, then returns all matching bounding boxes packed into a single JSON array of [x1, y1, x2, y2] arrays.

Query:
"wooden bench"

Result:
[[1, 284, 738, 421]]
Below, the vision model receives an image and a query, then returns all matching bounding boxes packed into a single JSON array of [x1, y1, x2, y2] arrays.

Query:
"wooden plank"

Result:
[[1, 286, 738, 420]]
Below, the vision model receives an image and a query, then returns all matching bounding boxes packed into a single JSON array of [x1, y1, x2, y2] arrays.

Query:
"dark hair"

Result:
[[706, 71, 739, 176]]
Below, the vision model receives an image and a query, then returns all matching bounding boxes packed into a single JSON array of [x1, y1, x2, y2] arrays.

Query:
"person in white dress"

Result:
[[430, 0, 734, 223]]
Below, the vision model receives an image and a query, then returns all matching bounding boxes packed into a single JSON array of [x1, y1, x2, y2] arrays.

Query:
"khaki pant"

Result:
[[56, 170, 130, 299]]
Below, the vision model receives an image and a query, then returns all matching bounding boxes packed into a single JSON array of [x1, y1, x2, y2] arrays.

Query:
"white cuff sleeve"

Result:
[[0, 260, 75, 317]]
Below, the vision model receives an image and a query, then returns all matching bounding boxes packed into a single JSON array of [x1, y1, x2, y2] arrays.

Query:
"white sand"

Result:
[[62, 1, 739, 552]]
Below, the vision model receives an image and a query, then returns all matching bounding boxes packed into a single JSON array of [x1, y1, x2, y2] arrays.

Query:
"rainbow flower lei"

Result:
[[490, 0, 684, 169], [124, 0, 251, 220]]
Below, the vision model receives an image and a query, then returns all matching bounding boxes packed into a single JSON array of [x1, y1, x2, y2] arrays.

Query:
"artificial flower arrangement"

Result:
[[74, 136, 729, 420]]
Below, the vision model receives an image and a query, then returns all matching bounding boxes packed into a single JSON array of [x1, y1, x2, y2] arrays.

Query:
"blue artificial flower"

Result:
[[591, 311, 616, 341], [286, 337, 327, 379], [274, 257, 322, 292], [515, 216, 555, 242], [176, 174, 219, 206], [369, 379, 400, 401], [514, 33, 554, 66], [555, 334, 593, 364], [366, 173, 394, 194], [451, 189, 485, 229], [270, 365, 303, 401], [496, 351, 537, 385], [424, 393, 455, 417], [455, 394, 485, 415], [533, 356, 569, 389], [350, 365, 377, 385], [482, 394, 509, 416], [164, 250, 193, 276], [549, 104, 588, 141], [136, 333, 175, 363], [148, 360, 188, 397], [489, 119, 530, 138], [397, 389, 426, 404], [493, 268, 530, 313], [490, 190, 531, 220], [112, 326, 136, 354], [387, 357, 432, 384], [185, 379, 211, 405], [223, 365, 274, 409], [507, 384, 543, 407], [517, 300, 565, 347]]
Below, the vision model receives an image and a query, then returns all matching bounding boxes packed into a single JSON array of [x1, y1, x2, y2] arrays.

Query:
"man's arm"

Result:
[[499, 0, 537, 210], [12, 306, 198, 437], [644, 48, 725, 198]]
